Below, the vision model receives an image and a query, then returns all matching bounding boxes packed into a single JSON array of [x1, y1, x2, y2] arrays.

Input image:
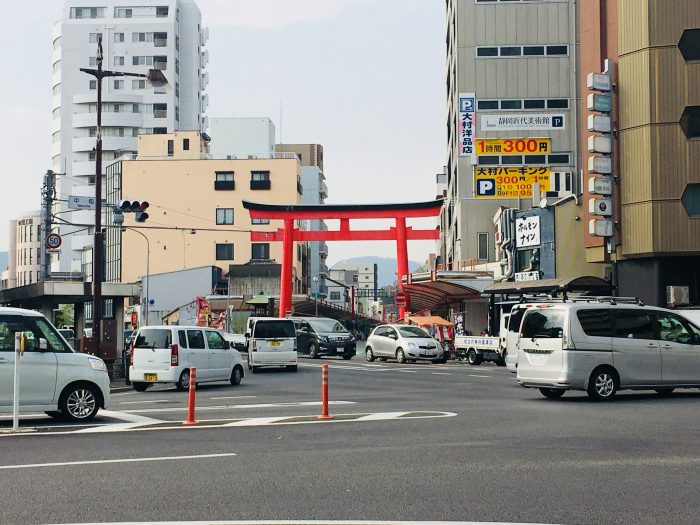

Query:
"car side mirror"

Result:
[[39, 338, 48, 351]]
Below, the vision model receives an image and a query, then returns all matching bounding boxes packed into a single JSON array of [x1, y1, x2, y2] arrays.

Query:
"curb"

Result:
[[110, 385, 132, 393]]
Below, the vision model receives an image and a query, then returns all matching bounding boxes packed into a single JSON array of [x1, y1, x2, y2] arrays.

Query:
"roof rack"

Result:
[[512, 295, 644, 306]]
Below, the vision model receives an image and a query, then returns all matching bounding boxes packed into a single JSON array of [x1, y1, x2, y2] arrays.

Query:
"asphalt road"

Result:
[[1, 350, 700, 525]]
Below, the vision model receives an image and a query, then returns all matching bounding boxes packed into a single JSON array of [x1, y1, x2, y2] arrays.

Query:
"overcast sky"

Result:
[[0, 0, 445, 266]]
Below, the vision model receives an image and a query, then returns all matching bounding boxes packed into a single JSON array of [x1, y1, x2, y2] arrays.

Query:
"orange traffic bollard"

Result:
[[318, 363, 332, 420], [183, 367, 198, 425]]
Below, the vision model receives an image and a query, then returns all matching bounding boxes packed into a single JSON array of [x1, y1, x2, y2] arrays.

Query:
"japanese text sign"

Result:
[[475, 138, 551, 156], [459, 93, 476, 158], [474, 166, 551, 199], [515, 216, 541, 248]]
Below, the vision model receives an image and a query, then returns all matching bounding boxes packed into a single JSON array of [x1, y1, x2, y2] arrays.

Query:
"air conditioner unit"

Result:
[[247, 155, 257, 159], [667, 286, 690, 307]]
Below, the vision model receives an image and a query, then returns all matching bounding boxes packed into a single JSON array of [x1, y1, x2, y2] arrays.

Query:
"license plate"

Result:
[[337, 347, 344, 353], [145, 373, 157, 382], [271, 341, 280, 347]]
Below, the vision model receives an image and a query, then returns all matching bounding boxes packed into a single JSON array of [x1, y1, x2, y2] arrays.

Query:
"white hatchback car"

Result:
[[129, 325, 245, 391], [0, 307, 110, 421], [366, 324, 445, 363]]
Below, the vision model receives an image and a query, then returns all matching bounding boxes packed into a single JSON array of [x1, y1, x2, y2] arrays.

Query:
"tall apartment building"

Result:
[[580, 0, 700, 306], [52, 0, 208, 273], [275, 143, 328, 297], [442, 0, 578, 268], [105, 131, 307, 294], [209, 118, 276, 159]]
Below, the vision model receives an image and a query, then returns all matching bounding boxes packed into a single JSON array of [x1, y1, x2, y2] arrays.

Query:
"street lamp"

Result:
[[121, 227, 150, 326], [81, 36, 167, 354]]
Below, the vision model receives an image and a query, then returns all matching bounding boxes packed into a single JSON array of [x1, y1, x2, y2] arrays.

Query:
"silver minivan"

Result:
[[517, 302, 700, 400]]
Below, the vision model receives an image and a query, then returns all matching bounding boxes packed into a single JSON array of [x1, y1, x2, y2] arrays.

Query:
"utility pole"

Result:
[[41, 170, 55, 281]]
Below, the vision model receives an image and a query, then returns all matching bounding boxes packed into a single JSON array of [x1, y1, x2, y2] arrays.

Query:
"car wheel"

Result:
[[496, 352, 507, 367], [587, 367, 619, 401], [251, 365, 259, 374], [286, 365, 298, 372], [467, 349, 482, 366], [396, 348, 406, 364], [308, 342, 319, 359], [539, 388, 565, 399], [132, 382, 149, 392], [654, 388, 675, 396], [365, 346, 375, 362], [441, 355, 448, 364], [59, 384, 100, 422], [342, 354, 353, 360], [176, 369, 190, 391], [230, 366, 243, 386]]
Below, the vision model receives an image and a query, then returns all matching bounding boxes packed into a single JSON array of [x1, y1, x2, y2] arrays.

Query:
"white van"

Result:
[[129, 325, 245, 391], [503, 303, 534, 373], [516, 302, 700, 400], [247, 318, 297, 372], [0, 307, 110, 421]]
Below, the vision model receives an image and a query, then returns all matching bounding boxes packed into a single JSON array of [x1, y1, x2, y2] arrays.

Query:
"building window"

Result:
[[477, 153, 571, 166], [114, 32, 124, 43], [524, 99, 546, 109], [153, 103, 167, 118], [680, 106, 700, 139], [71, 7, 105, 18], [251, 243, 270, 260], [215, 172, 235, 190], [132, 32, 154, 43], [250, 171, 271, 190], [679, 29, 700, 62], [252, 218, 270, 225], [330, 291, 341, 301], [89, 80, 97, 90], [132, 79, 146, 90], [133, 56, 154, 66], [89, 33, 102, 43], [548, 154, 572, 165], [183, 138, 189, 151], [156, 6, 169, 17], [216, 208, 234, 225], [167, 140, 174, 156], [89, 57, 97, 66], [477, 233, 489, 261], [115, 56, 125, 66], [500, 100, 522, 110], [113, 79, 124, 90], [547, 99, 569, 109], [477, 44, 568, 58], [477, 100, 499, 110], [216, 243, 234, 260], [115, 7, 132, 18]]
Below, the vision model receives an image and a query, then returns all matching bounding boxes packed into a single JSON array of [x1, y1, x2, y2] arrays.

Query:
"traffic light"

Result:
[[117, 200, 150, 223]]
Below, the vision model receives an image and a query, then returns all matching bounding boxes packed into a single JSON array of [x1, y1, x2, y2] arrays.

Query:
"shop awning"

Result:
[[482, 276, 612, 295], [407, 315, 454, 328]]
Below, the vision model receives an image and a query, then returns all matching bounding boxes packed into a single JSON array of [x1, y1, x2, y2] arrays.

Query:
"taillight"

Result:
[[251, 339, 257, 352], [171, 343, 179, 365], [129, 342, 135, 367]]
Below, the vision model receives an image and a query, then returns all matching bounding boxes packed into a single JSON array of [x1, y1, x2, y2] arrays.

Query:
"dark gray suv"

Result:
[[293, 318, 356, 360]]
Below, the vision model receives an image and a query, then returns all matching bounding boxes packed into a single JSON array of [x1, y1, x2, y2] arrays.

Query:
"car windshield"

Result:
[[308, 319, 348, 333], [134, 328, 172, 349], [254, 320, 296, 338], [398, 326, 431, 338]]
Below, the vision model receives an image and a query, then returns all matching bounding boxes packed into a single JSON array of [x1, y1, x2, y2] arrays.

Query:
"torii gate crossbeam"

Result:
[[243, 200, 443, 319]]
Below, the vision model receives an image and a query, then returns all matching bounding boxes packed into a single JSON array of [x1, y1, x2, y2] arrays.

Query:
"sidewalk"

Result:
[[110, 380, 131, 393]]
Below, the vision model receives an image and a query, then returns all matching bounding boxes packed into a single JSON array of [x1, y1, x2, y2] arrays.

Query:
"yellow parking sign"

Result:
[[474, 166, 551, 199], [475, 138, 551, 156]]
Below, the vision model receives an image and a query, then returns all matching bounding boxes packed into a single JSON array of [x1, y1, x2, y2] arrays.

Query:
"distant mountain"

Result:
[[331, 257, 423, 288], [0, 252, 7, 272]]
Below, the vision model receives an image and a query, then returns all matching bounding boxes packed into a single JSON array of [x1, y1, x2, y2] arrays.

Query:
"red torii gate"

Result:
[[243, 200, 443, 319]]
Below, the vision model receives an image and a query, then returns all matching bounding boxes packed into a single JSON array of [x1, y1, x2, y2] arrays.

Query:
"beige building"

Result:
[[275, 144, 324, 171], [105, 131, 307, 293], [3, 212, 43, 289]]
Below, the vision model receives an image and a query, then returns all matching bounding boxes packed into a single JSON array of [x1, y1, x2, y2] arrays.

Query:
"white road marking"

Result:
[[118, 399, 171, 405], [110, 391, 139, 396], [121, 400, 356, 414], [432, 372, 452, 376], [224, 416, 291, 427], [0, 452, 237, 470], [73, 411, 165, 434], [209, 395, 257, 401], [355, 412, 408, 421], [468, 375, 491, 378]]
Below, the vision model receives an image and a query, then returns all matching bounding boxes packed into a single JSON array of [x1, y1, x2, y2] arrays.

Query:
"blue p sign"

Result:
[[477, 179, 496, 196]]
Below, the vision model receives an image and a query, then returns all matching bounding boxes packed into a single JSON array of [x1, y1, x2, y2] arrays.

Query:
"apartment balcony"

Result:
[[154, 38, 167, 47], [152, 109, 167, 118], [72, 111, 143, 129], [72, 161, 96, 177]]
